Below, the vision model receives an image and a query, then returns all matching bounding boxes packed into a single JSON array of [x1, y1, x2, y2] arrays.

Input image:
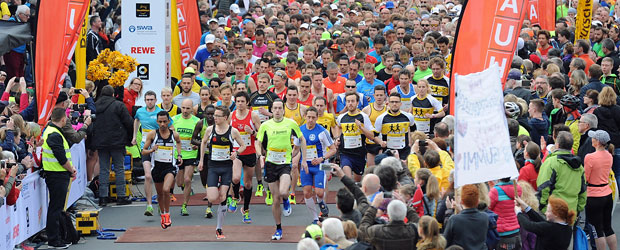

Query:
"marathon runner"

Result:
[[310, 71, 334, 113], [284, 85, 307, 204], [295, 106, 336, 223], [374, 92, 416, 161], [313, 96, 340, 139], [362, 85, 387, 166], [424, 57, 450, 110], [391, 69, 416, 112], [158, 87, 181, 117], [198, 106, 246, 239], [141, 111, 183, 229], [336, 79, 368, 114], [171, 99, 200, 216], [257, 99, 308, 240], [337, 93, 382, 182], [191, 104, 215, 218], [229, 91, 261, 223], [297, 75, 315, 107], [411, 79, 445, 134], [131, 91, 164, 216]]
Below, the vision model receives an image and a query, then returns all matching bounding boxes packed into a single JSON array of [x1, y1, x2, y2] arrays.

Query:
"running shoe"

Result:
[[205, 207, 213, 218], [289, 193, 296, 205], [242, 209, 252, 224], [265, 190, 273, 206], [164, 213, 171, 228], [255, 184, 264, 197], [181, 204, 189, 216], [216, 229, 226, 239], [160, 214, 166, 229], [271, 229, 282, 240], [170, 194, 177, 202], [282, 198, 292, 217], [144, 205, 154, 216], [228, 198, 238, 213], [318, 201, 329, 217]]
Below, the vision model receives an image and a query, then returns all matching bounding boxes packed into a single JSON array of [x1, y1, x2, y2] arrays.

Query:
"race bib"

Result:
[[180, 137, 193, 151], [252, 106, 270, 122], [414, 118, 430, 133], [153, 146, 173, 163], [141, 129, 153, 143], [306, 145, 318, 160], [344, 135, 362, 149], [401, 98, 412, 110], [267, 147, 287, 164], [233, 132, 252, 147], [211, 145, 231, 161], [387, 134, 406, 149]]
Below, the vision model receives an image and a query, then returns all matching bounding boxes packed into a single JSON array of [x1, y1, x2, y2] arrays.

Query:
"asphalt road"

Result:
[[65, 174, 620, 250]]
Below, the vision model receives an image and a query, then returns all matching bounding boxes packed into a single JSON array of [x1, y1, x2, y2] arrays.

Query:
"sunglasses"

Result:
[[345, 85, 356, 88], [267, 40, 276, 44], [421, 24, 429, 27]]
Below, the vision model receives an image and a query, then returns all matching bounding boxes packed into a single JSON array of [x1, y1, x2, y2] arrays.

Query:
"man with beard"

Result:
[[592, 26, 608, 58], [173, 74, 201, 106], [374, 93, 416, 161]]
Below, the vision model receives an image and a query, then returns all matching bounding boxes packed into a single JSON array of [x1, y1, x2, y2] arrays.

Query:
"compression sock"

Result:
[[217, 201, 227, 229], [243, 188, 253, 210], [276, 224, 282, 230], [232, 182, 241, 199], [305, 197, 319, 221]]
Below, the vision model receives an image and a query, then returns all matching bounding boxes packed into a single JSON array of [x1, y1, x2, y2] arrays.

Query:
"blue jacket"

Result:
[[528, 114, 550, 146]]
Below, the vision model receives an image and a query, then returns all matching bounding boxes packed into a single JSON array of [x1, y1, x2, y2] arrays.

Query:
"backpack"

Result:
[[484, 209, 501, 249], [59, 211, 80, 244], [571, 226, 588, 250]]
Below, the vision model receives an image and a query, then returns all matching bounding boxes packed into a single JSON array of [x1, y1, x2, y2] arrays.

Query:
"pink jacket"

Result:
[[489, 182, 523, 234]]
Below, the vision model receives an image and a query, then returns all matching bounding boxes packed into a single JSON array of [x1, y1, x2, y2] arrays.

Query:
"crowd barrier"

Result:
[[0, 140, 87, 250]]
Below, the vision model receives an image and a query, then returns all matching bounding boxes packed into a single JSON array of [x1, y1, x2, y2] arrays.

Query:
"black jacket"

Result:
[[358, 206, 419, 250], [517, 209, 572, 250], [577, 129, 596, 164], [443, 208, 488, 250], [593, 104, 620, 147], [509, 86, 532, 104], [93, 95, 133, 150]]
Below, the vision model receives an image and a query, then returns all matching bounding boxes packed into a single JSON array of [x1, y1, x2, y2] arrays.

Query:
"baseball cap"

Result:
[[336, 13, 345, 19], [507, 70, 522, 80], [301, 224, 323, 240], [588, 130, 611, 144], [56, 91, 68, 104], [230, 4, 241, 14], [348, 10, 359, 16], [568, 8, 577, 14], [218, 17, 226, 26], [208, 18, 217, 24], [205, 34, 216, 44], [320, 11, 329, 17], [210, 49, 221, 56], [300, 23, 309, 29], [386, 1, 395, 9], [184, 67, 196, 75], [329, 44, 340, 50], [311, 16, 320, 23], [312, 0, 321, 5], [592, 20, 603, 27], [321, 31, 332, 41], [330, 4, 338, 10]]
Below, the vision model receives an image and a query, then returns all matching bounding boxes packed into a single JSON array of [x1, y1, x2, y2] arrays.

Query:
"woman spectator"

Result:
[[593, 86, 620, 186], [517, 181, 539, 250], [515, 196, 574, 250], [489, 177, 523, 250], [583, 89, 599, 114], [123, 78, 142, 113], [341, 220, 357, 243], [417, 215, 446, 250], [569, 69, 587, 97], [583, 130, 617, 250], [561, 42, 574, 73], [518, 142, 541, 190], [443, 184, 488, 250], [415, 168, 441, 217]]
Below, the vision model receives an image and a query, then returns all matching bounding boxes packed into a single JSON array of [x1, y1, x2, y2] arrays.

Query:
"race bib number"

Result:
[[211, 145, 231, 161], [267, 147, 287, 164], [141, 129, 153, 143], [306, 145, 318, 160], [414, 118, 430, 133], [180, 137, 193, 151], [387, 134, 406, 149], [233, 132, 252, 147], [401, 98, 412, 110], [252, 106, 270, 122], [344, 135, 362, 149], [153, 146, 173, 163]]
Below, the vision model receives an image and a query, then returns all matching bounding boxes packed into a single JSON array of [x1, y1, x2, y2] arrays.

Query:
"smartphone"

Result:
[[320, 163, 332, 172], [419, 140, 427, 147], [0, 160, 5, 169], [74, 89, 81, 94]]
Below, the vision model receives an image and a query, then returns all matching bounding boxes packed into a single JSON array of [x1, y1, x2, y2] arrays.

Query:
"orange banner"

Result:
[[528, 0, 555, 31], [174, 0, 201, 77], [36, 0, 89, 125], [449, 0, 527, 114]]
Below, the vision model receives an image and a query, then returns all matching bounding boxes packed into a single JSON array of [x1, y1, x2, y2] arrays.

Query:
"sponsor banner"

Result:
[[574, 0, 593, 42], [528, 0, 555, 31], [0, 141, 87, 250], [454, 64, 519, 187], [122, 0, 171, 106], [448, 0, 527, 114], [75, 1, 90, 104], [172, 0, 201, 80], [36, 0, 89, 125]]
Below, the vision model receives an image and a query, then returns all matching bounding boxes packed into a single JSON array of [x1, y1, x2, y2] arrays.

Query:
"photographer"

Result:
[[52, 91, 93, 147], [0, 151, 27, 206]]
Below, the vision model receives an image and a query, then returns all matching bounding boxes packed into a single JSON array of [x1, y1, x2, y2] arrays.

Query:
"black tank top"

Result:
[[208, 126, 234, 167], [196, 104, 207, 119], [153, 129, 175, 164]]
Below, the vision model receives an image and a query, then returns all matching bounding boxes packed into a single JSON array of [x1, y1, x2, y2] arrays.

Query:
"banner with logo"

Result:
[[574, 0, 593, 43], [122, 0, 171, 106], [528, 0, 555, 31], [75, 2, 90, 104], [35, 0, 89, 125], [453, 64, 519, 187], [448, 0, 527, 114], [171, 0, 201, 80], [0, 141, 87, 250]]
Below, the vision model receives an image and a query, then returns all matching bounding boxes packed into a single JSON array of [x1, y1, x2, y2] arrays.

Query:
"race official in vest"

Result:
[[42, 108, 76, 249]]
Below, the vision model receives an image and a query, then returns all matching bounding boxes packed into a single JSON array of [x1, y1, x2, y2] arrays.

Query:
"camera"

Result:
[[383, 191, 393, 198], [320, 163, 333, 172], [419, 140, 427, 155], [0, 160, 5, 168], [74, 88, 82, 94]]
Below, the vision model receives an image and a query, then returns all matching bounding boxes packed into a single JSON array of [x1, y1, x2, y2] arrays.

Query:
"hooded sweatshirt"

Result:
[[528, 114, 550, 146]]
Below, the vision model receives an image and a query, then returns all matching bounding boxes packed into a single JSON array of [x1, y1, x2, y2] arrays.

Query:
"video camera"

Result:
[[70, 104, 95, 125]]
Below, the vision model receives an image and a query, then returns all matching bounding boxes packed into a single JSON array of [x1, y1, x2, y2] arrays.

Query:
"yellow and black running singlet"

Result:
[[411, 94, 443, 133]]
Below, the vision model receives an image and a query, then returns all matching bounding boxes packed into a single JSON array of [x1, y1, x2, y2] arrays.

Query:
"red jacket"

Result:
[[408, 184, 425, 218], [489, 182, 522, 234], [123, 88, 139, 114], [518, 161, 538, 190], [3, 176, 19, 206]]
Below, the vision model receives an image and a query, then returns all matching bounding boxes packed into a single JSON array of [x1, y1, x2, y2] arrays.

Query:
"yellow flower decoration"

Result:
[[109, 69, 129, 87]]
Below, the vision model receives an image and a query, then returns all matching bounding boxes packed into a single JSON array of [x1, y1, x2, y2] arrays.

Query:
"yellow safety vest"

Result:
[[42, 125, 71, 172]]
